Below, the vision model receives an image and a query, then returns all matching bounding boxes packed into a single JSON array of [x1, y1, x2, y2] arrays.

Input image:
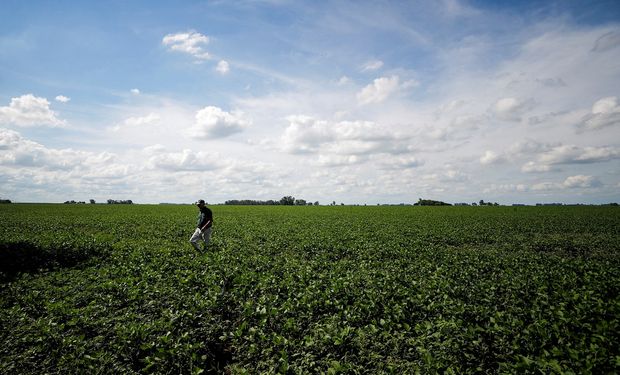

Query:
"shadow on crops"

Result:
[[203, 341, 234, 374], [0, 240, 110, 282]]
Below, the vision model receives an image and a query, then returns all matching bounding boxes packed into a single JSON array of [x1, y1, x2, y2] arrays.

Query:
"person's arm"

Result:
[[200, 219, 211, 232]]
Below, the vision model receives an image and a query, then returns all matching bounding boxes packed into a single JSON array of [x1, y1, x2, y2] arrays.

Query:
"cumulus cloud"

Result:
[[0, 94, 66, 127], [162, 30, 211, 60], [280, 115, 409, 156], [216, 60, 230, 74], [130, 88, 140, 95], [480, 150, 505, 165], [188, 106, 249, 139], [563, 175, 602, 188], [55, 95, 70, 103], [509, 139, 555, 157], [539, 145, 620, 164], [0, 128, 115, 170], [492, 97, 535, 121], [577, 96, 620, 131], [519, 144, 620, 173], [357, 75, 417, 105], [281, 116, 332, 153]]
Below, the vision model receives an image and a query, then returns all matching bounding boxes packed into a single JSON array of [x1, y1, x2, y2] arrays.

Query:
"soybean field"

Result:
[[1, 204, 619, 374]]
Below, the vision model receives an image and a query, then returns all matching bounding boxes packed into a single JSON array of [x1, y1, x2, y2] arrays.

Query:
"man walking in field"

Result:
[[190, 199, 213, 252]]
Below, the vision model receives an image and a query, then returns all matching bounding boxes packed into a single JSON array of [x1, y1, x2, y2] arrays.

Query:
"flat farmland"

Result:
[[1, 204, 619, 374]]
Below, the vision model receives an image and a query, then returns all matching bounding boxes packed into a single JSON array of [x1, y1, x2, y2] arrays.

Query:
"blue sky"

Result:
[[1, 0, 620, 204]]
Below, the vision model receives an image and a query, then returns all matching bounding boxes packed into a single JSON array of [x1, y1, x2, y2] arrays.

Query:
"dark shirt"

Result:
[[196, 206, 213, 229]]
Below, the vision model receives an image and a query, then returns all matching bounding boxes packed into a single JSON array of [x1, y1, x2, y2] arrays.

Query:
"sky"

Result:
[[1, 0, 620, 205]]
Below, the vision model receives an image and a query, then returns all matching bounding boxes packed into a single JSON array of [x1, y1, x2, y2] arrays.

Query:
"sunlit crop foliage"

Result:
[[1, 204, 619, 373]]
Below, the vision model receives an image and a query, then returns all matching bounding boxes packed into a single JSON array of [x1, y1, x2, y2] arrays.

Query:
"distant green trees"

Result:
[[225, 196, 317, 206], [478, 200, 500, 206], [106, 199, 133, 204], [414, 198, 451, 206]]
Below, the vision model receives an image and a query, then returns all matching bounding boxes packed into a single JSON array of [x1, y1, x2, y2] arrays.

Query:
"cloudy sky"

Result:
[[1, 0, 620, 204]]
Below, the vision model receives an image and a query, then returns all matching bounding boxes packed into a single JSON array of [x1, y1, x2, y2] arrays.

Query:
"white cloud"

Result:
[[517, 144, 620, 174], [55, 95, 70, 103], [427, 127, 448, 140], [317, 154, 365, 167], [509, 139, 555, 157], [216, 60, 230, 74], [0, 128, 116, 171], [521, 161, 554, 173], [110, 113, 161, 132], [337, 76, 351, 85], [280, 116, 410, 157], [281, 116, 332, 153], [381, 155, 424, 169], [563, 175, 602, 188], [361, 59, 384, 71], [0, 94, 65, 127], [578, 96, 620, 131], [443, 169, 468, 182], [531, 182, 560, 191], [492, 97, 535, 121], [539, 145, 620, 165], [357, 75, 417, 105], [130, 88, 140, 95], [483, 183, 529, 194], [422, 168, 469, 183], [480, 150, 504, 165], [147, 148, 223, 171], [188, 106, 249, 139], [162, 30, 211, 60]]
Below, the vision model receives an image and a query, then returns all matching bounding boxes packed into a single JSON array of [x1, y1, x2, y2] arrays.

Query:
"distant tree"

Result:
[[414, 198, 451, 206], [90, 199, 96, 204], [479, 199, 485, 206], [0, 198, 12, 204], [332, 201, 336, 206], [280, 196, 295, 205], [107, 199, 134, 205], [314, 201, 319, 206], [295, 199, 306, 206]]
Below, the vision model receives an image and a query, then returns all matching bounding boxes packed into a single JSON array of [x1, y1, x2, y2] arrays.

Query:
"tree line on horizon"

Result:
[[225, 196, 319, 206]]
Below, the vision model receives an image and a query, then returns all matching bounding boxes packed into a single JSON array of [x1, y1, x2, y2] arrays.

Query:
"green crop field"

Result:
[[1, 204, 619, 374]]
